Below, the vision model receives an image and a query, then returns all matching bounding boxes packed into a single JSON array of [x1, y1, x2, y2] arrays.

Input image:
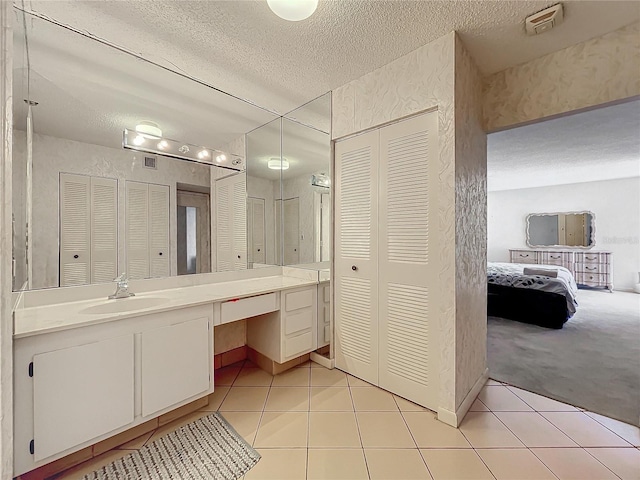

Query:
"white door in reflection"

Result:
[[177, 191, 211, 275]]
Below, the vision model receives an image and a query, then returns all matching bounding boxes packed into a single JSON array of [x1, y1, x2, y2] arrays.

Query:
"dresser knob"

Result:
[[352, 265, 357, 271]]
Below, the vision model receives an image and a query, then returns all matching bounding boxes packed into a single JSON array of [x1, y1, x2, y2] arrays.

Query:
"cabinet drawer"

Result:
[[221, 293, 278, 324], [575, 263, 609, 274], [284, 331, 313, 358], [575, 252, 609, 264], [576, 272, 605, 286], [284, 289, 314, 312], [510, 250, 538, 264], [285, 309, 314, 335]]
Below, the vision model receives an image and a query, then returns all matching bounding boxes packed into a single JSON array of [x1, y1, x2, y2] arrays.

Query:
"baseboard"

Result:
[[310, 351, 334, 369], [437, 367, 489, 428]]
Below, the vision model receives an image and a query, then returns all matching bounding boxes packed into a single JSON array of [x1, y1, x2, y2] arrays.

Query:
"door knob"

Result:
[[352, 265, 357, 271], [159, 252, 163, 256], [73, 254, 79, 259]]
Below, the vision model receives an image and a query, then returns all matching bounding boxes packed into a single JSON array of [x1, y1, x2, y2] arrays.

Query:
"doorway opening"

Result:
[[177, 188, 211, 275]]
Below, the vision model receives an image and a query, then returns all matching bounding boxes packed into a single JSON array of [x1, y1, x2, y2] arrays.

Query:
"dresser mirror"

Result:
[[526, 212, 595, 248], [11, 7, 279, 291]]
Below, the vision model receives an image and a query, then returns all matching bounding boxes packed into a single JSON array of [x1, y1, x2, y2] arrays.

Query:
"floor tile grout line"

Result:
[[494, 410, 580, 448], [579, 446, 625, 480], [347, 381, 372, 479], [469, 447, 499, 480], [538, 411, 635, 448], [395, 400, 436, 480], [525, 447, 564, 480], [582, 411, 639, 446]]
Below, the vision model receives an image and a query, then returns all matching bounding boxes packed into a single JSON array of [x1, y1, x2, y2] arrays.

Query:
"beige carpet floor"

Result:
[[488, 289, 640, 426]]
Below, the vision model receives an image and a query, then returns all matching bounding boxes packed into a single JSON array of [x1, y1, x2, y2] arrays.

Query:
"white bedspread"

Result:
[[487, 262, 579, 316]]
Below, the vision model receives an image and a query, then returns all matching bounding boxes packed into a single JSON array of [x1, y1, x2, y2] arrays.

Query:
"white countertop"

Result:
[[14, 275, 318, 339]]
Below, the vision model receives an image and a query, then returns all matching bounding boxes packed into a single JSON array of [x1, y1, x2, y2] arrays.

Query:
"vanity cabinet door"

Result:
[[33, 334, 134, 462], [141, 316, 211, 417]]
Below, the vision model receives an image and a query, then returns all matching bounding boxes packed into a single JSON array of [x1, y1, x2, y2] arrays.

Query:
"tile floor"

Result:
[[56, 361, 640, 480]]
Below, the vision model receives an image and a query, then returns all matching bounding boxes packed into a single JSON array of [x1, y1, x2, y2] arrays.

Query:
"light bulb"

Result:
[[157, 140, 169, 150], [133, 135, 145, 146], [218, 154, 227, 161], [198, 150, 210, 160], [267, 0, 318, 21]]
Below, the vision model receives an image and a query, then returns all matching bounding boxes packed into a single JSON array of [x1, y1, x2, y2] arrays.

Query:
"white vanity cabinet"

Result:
[[317, 282, 330, 348], [14, 304, 214, 476], [33, 335, 135, 462], [247, 286, 318, 363]]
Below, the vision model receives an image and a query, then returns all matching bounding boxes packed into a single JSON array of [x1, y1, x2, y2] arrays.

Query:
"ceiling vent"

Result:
[[525, 4, 564, 36], [143, 156, 157, 169]]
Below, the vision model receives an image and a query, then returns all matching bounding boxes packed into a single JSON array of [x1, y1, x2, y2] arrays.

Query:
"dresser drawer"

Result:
[[510, 250, 538, 264], [575, 263, 610, 274], [575, 252, 610, 264], [575, 272, 605, 286], [541, 252, 572, 266]]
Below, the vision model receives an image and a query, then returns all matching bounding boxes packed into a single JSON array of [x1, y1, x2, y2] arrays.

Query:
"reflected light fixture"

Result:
[[268, 158, 290, 170], [267, 0, 318, 21], [135, 121, 162, 138], [122, 128, 243, 172]]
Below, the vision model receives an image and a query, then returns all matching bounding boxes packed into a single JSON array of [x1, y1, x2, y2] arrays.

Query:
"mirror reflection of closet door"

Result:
[[320, 193, 330, 262], [177, 190, 211, 275], [247, 197, 266, 266], [284, 197, 299, 265]]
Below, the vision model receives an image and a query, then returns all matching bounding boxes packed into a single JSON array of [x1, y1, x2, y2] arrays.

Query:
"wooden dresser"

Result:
[[509, 249, 613, 292]]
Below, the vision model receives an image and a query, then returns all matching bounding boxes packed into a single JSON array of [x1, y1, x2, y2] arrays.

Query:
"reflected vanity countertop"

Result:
[[14, 275, 318, 339]]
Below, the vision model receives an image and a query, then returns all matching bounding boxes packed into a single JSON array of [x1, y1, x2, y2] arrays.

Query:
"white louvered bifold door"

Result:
[[216, 178, 232, 272], [126, 181, 150, 280], [216, 172, 247, 272], [148, 184, 170, 278], [248, 197, 266, 265], [90, 177, 118, 284], [232, 173, 247, 270], [378, 111, 440, 410], [60, 173, 91, 286], [334, 130, 379, 385]]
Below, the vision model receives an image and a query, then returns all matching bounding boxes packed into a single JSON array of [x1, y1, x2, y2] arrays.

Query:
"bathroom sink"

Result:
[[80, 297, 170, 315]]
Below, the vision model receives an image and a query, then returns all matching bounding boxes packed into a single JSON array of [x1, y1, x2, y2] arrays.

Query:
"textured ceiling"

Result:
[[24, 0, 640, 116], [488, 99, 640, 191]]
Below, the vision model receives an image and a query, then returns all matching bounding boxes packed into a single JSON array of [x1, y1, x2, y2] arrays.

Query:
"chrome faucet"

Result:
[[109, 273, 135, 299]]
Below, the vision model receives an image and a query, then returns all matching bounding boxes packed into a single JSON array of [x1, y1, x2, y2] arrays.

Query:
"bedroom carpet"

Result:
[[488, 289, 640, 426]]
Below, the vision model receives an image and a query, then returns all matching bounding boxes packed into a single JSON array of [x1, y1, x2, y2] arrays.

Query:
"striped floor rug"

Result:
[[83, 413, 261, 480]]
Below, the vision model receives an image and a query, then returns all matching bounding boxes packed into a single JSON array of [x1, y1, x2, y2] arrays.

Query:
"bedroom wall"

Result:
[[483, 21, 640, 133], [488, 177, 640, 291]]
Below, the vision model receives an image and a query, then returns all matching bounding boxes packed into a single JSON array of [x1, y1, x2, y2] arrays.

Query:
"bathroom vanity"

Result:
[[12, 269, 323, 477]]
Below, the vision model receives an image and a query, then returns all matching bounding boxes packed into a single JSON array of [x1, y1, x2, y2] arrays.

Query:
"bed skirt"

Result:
[[487, 283, 570, 329]]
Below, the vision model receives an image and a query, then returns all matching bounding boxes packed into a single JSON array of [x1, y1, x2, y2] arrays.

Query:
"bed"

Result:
[[487, 262, 579, 329]]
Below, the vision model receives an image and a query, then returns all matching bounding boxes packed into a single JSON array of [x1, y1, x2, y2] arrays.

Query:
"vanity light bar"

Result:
[[122, 129, 243, 171]]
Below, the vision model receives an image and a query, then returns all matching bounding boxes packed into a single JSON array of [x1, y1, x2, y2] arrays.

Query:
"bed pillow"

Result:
[[523, 267, 558, 278]]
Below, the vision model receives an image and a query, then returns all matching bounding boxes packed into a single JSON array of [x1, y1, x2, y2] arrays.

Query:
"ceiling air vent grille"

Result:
[[144, 156, 157, 169]]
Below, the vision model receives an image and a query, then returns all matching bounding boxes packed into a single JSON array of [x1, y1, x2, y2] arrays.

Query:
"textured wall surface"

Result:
[[488, 177, 640, 291], [13, 131, 211, 290], [332, 32, 458, 412], [484, 22, 640, 132], [454, 35, 488, 410]]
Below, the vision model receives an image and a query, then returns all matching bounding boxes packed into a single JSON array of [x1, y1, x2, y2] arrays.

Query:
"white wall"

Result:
[[12, 131, 212, 290], [488, 177, 640, 291]]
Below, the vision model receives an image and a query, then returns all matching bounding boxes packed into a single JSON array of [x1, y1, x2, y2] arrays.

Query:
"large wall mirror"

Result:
[[12, 8, 279, 291], [526, 211, 595, 248], [246, 93, 331, 269]]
